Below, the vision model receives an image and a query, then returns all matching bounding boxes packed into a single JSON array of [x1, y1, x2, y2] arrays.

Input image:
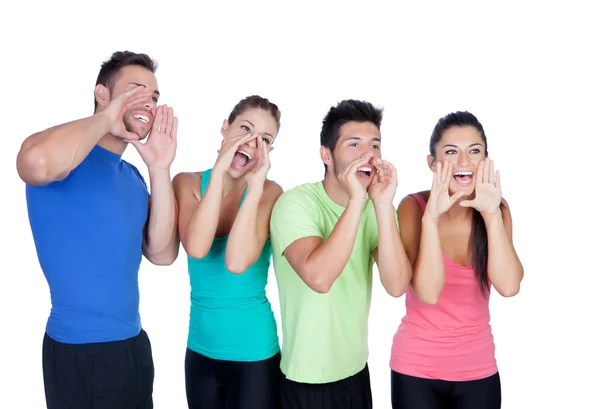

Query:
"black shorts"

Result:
[[185, 347, 281, 409], [391, 370, 501, 409], [42, 329, 154, 409], [280, 364, 372, 409]]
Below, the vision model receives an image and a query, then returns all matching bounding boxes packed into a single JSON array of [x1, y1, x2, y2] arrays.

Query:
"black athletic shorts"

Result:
[[391, 370, 501, 409], [185, 347, 281, 409], [42, 329, 154, 409], [280, 364, 372, 409]]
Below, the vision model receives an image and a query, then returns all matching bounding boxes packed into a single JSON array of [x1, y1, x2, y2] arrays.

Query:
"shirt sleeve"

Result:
[[270, 189, 322, 255]]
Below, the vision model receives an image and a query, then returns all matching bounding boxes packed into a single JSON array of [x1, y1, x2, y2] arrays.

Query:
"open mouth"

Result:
[[453, 171, 473, 186], [232, 149, 252, 168], [357, 166, 373, 178], [133, 113, 150, 124]]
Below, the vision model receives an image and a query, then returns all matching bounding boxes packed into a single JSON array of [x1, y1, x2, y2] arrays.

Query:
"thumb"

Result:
[[459, 199, 474, 207]]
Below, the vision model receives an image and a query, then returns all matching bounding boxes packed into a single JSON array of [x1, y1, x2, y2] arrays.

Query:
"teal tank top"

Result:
[[186, 169, 279, 361]]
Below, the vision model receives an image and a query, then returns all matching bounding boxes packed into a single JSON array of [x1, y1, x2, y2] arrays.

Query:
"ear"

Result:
[[94, 84, 110, 110], [221, 119, 229, 137], [427, 155, 436, 172], [320, 146, 333, 167]]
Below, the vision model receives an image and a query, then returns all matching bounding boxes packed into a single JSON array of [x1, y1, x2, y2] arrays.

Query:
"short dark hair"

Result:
[[227, 95, 281, 132], [320, 99, 383, 173], [94, 51, 158, 111]]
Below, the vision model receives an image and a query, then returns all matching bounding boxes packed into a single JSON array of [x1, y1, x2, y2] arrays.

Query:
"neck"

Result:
[[97, 133, 128, 156], [322, 172, 350, 207], [222, 170, 248, 197]]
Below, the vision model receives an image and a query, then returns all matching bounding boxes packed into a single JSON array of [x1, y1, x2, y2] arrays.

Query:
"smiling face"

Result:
[[95, 64, 160, 140], [429, 125, 487, 195], [323, 121, 382, 189], [220, 107, 278, 178]]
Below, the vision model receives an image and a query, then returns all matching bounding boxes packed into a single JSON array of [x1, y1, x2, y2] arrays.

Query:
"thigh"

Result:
[[89, 335, 145, 409], [280, 365, 372, 409], [135, 329, 155, 409], [43, 333, 94, 409], [451, 372, 501, 409], [225, 352, 281, 409], [185, 348, 224, 409], [391, 370, 449, 409]]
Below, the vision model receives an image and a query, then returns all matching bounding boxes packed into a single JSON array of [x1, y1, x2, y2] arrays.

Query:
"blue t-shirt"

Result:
[[186, 168, 279, 362], [25, 145, 149, 344]]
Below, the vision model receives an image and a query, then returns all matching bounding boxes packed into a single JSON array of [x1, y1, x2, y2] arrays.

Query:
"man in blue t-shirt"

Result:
[[16, 51, 180, 409]]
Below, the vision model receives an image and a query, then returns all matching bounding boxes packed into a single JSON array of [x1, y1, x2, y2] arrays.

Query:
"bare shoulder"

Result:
[[262, 179, 284, 203], [173, 171, 202, 200], [398, 190, 429, 215]]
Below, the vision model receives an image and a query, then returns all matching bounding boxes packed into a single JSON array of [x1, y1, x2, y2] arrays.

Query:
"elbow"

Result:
[[304, 274, 333, 294], [16, 144, 53, 186], [386, 281, 409, 298], [225, 258, 250, 275], [182, 237, 209, 260], [415, 287, 441, 305], [495, 282, 521, 298]]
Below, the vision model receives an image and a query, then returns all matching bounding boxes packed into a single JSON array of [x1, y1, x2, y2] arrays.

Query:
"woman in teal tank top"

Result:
[[173, 96, 283, 409]]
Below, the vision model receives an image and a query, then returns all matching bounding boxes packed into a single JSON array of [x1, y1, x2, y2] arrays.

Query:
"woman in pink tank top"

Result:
[[390, 111, 524, 409]]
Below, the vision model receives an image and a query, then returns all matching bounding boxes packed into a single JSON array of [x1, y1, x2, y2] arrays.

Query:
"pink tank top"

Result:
[[390, 193, 497, 381]]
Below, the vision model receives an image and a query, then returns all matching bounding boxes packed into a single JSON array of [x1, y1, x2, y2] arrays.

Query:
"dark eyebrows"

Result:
[[346, 136, 381, 142], [130, 82, 160, 96], [442, 143, 483, 149]]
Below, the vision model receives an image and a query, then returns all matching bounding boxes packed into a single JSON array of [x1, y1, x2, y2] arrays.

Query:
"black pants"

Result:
[[42, 329, 154, 409], [185, 348, 281, 409], [280, 364, 372, 409], [391, 370, 501, 409]]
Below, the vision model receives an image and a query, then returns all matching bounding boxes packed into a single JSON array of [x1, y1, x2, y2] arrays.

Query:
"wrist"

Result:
[[481, 209, 502, 223], [148, 166, 171, 177], [422, 212, 439, 226]]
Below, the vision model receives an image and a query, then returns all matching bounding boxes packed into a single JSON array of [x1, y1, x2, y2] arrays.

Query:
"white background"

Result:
[[2, 1, 599, 408]]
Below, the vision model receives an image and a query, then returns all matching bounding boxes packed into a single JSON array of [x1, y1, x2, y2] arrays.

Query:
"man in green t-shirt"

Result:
[[270, 99, 413, 409]]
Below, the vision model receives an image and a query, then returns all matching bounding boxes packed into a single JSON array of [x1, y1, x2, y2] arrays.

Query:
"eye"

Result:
[[371, 144, 380, 150], [469, 148, 481, 154], [241, 125, 250, 132], [152, 96, 158, 102], [349, 142, 358, 147], [262, 137, 271, 144], [444, 149, 457, 155]]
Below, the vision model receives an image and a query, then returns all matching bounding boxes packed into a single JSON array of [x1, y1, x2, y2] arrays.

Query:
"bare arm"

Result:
[[16, 87, 152, 186], [373, 204, 412, 297], [397, 196, 446, 305], [225, 182, 283, 274], [17, 113, 112, 186], [174, 171, 224, 260], [484, 199, 524, 297], [142, 167, 180, 265], [284, 197, 364, 294]]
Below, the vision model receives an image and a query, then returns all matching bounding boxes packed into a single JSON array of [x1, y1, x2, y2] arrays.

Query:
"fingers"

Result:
[[164, 106, 174, 135], [449, 190, 466, 206], [476, 160, 485, 184], [124, 91, 153, 111], [441, 161, 453, 193], [153, 105, 163, 132], [495, 170, 501, 189], [483, 158, 491, 183], [488, 159, 495, 184], [171, 116, 178, 139], [345, 154, 373, 176]]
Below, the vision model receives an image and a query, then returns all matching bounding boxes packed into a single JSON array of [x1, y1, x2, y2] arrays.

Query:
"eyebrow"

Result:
[[242, 120, 273, 138], [130, 82, 160, 96], [442, 142, 483, 148], [346, 136, 381, 142]]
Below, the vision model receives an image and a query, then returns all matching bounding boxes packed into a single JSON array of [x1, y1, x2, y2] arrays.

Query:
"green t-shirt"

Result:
[[270, 181, 379, 384]]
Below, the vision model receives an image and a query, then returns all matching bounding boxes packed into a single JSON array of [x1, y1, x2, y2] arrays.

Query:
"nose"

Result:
[[458, 151, 469, 167], [244, 134, 258, 149]]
